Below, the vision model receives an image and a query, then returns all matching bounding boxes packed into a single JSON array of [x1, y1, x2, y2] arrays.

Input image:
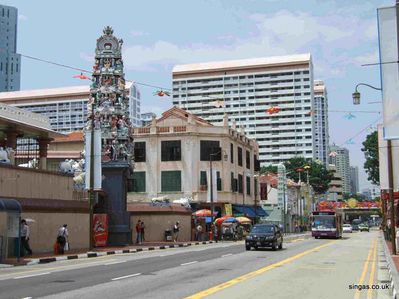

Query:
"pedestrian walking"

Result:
[[135, 220, 142, 244], [20, 219, 32, 256], [140, 221, 146, 243], [196, 224, 203, 241], [57, 224, 68, 255], [173, 221, 180, 242]]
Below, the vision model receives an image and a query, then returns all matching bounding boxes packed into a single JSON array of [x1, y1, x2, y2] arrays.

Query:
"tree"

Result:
[[361, 131, 379, 185], [260, 165, 277, 174]]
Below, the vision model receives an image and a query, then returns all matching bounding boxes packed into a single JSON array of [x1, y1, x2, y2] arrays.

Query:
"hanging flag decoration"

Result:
[[154, 90, 170, 97], [73, 73, 91, 80], [209, 100, 225, 108], [343, 113, 356, 120], [329, 151, 338, 157], [266, 106, 281, 115], [346, 139, 355, 145]]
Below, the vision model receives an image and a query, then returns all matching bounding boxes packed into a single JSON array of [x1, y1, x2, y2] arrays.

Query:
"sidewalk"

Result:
[[1, 232, 310, 267], [381, 233, 399, 299]]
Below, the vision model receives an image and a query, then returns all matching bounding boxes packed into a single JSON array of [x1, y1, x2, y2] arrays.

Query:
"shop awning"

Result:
[[0, 198, 21, 213], [233, 204, 268, 217]]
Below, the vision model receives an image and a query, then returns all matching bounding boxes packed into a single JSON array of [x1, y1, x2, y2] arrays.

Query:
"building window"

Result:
[[134, 142, 146, 162], [238, 174, 243, 193], [200, 171, 207, 188], [230, 143, 234, 163], [231, 172, 237, 192], [161, 171, 181, 192], [254, 178, 258, 196], [254, 155, 260, 171], [131, 171, 146, 192], [246, 150, 250, 169], [200, 140, 221, 161], [161, 140, 181, 161], [246, 176, 251, 195], [217, 171, 222, 191], [238, 147, 243, 166]]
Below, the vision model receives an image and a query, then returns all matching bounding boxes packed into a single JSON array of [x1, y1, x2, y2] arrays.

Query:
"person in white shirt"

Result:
[[20, 219, 32, 256], [57, 224, 69, 254]]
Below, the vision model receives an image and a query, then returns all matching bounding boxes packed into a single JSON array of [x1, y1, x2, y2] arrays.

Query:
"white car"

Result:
[[343, 224, 353, 233]]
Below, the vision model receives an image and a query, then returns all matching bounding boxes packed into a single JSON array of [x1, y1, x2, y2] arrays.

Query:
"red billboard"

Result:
[[93, 214, 108, 247]]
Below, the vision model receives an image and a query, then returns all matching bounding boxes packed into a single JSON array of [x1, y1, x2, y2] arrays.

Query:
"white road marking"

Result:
[[111, 273, 141, 281], [104, 260, 127, 266], [181, 261, 198, 266], [21, 297, 33, 299], [222, 254, 233, 257], [14, 272, 51, 279]]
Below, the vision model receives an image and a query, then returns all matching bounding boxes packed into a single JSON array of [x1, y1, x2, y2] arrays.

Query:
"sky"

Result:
[[3, 0, 395, 191]]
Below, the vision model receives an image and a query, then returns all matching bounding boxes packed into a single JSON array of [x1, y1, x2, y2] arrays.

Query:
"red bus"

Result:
[[311, 210, 343, 239]]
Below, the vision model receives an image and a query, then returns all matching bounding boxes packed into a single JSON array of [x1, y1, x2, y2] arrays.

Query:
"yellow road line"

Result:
[[354, 240, 376, 299], [367, 241, 378, 299], [185, 240, 336, 299]]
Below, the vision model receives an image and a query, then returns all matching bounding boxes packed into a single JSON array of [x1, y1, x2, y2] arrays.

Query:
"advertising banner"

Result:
[[85, 128, 102, 190], [93, 214, 108, 247], [378, 5, 399, 139]]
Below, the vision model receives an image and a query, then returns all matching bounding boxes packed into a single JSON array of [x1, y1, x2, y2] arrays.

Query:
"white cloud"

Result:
[[82, 8, 378, 81], [18, 14, 28, 21]]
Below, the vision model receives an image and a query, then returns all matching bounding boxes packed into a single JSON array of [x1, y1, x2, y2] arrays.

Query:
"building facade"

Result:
[[329, 144, 351, 195], [313, 80, 329, 165], [0, 5, 21, 92], [0, 82, 141, 132], [129, 107, 262, 217], [350, 166, 359, 195], [172, 54, 315, 166], [328, 164, 343, 200]]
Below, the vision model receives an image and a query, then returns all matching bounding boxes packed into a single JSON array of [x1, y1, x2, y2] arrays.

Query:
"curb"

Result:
[[29, 241, 217, 266], [381, 233, 399, 299]]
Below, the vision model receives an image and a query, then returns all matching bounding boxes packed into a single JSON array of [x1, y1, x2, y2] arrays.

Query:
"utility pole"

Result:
[[388, 140, 396, 254], [89, 112, 95, 250]]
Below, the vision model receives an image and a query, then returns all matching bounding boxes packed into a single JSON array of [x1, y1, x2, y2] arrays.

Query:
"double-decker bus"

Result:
[[311, 210, 343, 239]]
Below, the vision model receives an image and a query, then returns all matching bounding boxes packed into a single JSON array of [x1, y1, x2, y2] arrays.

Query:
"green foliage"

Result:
[[260, 165, 277, 174], [361, 131, 379, 185], [259, 156, 333, 194]]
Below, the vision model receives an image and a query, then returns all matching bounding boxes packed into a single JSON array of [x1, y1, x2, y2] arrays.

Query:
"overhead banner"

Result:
[[85, 128, 102, 190], [378, 5, 399, 140]]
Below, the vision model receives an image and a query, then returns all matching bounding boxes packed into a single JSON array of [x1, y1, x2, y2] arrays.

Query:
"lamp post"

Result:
[[352, 83, 381, 105], [209, 149, 222, 224]]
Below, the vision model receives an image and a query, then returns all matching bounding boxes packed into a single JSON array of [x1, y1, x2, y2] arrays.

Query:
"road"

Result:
[[0, 231, 389, 299]]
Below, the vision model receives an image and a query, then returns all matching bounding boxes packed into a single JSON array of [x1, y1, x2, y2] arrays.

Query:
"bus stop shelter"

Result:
[[0, 198, 21, 263]]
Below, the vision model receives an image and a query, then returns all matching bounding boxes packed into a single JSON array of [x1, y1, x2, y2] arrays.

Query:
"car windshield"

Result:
[[251, 225, 275, 233]]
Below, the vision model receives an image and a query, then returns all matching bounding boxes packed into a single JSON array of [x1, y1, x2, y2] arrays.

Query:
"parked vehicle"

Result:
[[359, 223, 370, 232], [245, 224, 283, 251], [352, 219, 361, 231], [343, 224, 353, 233]]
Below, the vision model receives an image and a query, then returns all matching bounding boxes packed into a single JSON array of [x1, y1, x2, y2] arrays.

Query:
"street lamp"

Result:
[[209, 148, 222, 224], [352, 83, 381, 105]]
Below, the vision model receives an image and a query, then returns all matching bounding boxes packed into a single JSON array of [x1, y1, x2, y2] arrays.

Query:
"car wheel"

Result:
[[272, 242, 277, 251], [245, 245, 251, 251]]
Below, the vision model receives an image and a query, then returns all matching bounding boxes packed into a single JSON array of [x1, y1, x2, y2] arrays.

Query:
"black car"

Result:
[[245, 224, 283, 251]]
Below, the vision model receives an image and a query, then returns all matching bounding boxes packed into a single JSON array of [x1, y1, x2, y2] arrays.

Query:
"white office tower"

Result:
[[329, 144, 351, 194], [172, 54, 315, 165], [313, 80, 329, 165]]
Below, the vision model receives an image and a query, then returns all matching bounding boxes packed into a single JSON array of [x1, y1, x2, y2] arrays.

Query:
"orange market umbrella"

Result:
[[214, 215, 232, 225], [193, 209, 215, 217], [236, 217, 252, 224]]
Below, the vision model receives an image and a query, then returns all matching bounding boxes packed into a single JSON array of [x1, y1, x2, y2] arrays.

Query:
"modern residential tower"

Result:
[[329, 144, 351, 195], [172, 54, 315, 165], [0, 82, 141, 132], [350, 166, 359, 195], [313, 80, 329, 165], [0, 5, 21, 92]]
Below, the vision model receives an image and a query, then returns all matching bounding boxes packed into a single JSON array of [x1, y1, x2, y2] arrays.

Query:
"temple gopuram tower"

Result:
[[86, 26, 133, 245]]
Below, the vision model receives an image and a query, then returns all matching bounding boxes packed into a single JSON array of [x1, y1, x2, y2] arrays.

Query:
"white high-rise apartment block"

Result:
[[313, 80, 329, 165], [0, 82, 141, 132], [172, 54, 315, 165], [329, 144, 351, 194]]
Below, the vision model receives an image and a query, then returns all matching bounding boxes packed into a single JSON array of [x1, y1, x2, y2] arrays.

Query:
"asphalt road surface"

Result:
[[0, 231, 388, 299]]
